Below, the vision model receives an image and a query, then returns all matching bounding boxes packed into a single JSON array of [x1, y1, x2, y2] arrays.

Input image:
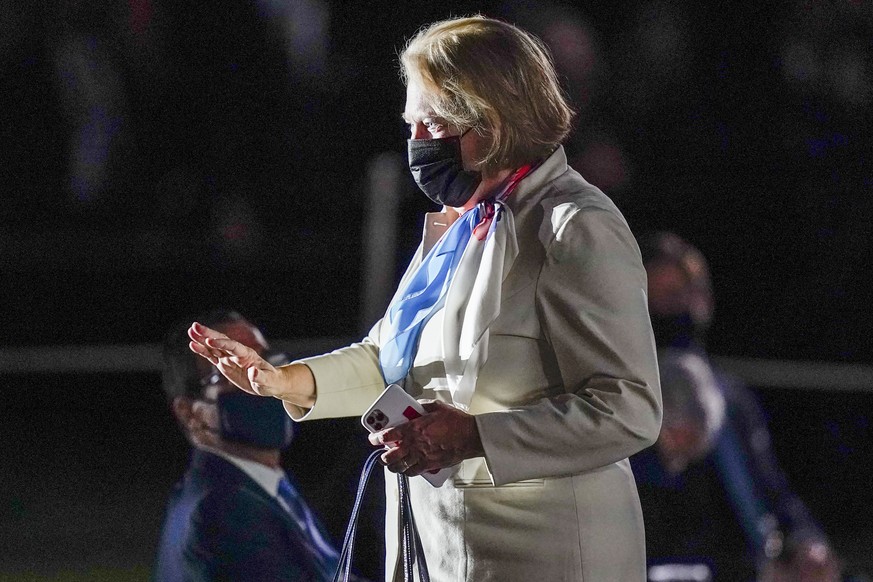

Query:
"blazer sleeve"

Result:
[[287, 334, 387, 422], [476, 204, 663, 485]]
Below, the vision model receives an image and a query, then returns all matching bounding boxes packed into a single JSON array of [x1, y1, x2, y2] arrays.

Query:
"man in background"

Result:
[[155, 309, 341, 581], [632, 231, 842, 582]]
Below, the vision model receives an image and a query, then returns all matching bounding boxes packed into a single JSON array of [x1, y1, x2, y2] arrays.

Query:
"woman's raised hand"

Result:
[[187, 321, 285, 397]]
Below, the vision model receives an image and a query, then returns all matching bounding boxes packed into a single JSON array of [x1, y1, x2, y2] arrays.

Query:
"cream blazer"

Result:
[[290, 146, 662, 581]]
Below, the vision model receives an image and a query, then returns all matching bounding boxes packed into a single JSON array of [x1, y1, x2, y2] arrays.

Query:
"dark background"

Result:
[[1, 0, 871, 580]]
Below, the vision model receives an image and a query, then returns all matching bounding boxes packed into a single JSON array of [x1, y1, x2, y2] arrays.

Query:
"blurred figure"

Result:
[[52, 28, 132, 206], [502, 1, 633, 199], [650, 349, 725, 477], [632, 231, 840, 582], [639, 231, 714, 351], [761, 535, 843, 582], [155, 309, 342, 582]]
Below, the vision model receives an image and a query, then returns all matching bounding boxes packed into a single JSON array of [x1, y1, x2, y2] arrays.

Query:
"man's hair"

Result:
[[161, 309, 247, 401], [400, 15, 574, 174], [638, 230, 714, 325]]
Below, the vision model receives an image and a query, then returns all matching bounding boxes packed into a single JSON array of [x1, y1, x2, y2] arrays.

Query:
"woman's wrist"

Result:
[[276, 363, 317, 408]]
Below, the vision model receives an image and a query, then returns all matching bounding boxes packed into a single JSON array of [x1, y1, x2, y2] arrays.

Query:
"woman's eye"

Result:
[[424, 120, 445, 133]]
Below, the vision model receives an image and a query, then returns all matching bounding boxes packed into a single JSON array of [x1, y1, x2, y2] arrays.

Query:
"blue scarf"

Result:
[[378, 161, 539, 391], [378, 204, 486, 385]]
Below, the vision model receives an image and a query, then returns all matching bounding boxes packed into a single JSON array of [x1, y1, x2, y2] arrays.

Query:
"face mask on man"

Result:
[[201, 391, 295, 449], [408, 131, 481, 207]]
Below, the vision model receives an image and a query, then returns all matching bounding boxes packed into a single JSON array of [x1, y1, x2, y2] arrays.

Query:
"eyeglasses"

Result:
[[196, 351, 290, 390], [198, 368, 231, 389]]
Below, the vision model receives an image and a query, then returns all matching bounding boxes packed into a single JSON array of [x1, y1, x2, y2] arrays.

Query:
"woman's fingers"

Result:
[[188, 322, 255, 362], [199, 335, 241, 358], [188, 323, 230, 360], [389, 458, 418, 474], [188, 322, 224, 345], [189, 321, 222, 339], [188, 341, 219, 365], [380, 445, 418, 474]]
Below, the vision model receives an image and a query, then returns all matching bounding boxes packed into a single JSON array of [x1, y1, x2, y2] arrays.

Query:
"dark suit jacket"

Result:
[[154, 449, 337, 582]]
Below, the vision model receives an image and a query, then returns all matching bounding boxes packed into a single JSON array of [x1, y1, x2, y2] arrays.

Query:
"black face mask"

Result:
[[651, 312, 707, 350], [408, 134, 481, 207], [204, 391, 295, 450]]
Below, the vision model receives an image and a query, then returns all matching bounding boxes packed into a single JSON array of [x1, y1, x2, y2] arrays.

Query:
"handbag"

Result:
[[332, 450, 431, 582]]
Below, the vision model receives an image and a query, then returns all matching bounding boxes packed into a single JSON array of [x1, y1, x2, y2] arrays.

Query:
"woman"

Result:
[[190, 16, 662, 581]]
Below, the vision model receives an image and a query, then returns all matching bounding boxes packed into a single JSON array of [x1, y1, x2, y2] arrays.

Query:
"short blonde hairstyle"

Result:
[[400, 16, 574, 174]]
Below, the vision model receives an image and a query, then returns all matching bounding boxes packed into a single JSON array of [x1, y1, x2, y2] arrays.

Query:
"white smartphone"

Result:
[[361, 384, 453, 487]]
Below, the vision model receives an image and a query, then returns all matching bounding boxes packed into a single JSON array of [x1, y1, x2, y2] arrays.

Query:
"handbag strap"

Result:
[[332, 451, 432, 582], [333, 450, 381, 582], [398, 473, 430, 582]]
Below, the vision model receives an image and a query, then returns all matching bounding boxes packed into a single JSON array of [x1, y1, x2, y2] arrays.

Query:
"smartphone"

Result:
[[361, 384, 453, 487]]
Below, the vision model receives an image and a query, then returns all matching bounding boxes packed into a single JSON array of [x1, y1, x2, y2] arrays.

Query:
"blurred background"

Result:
[[1, 0, 871, 580]]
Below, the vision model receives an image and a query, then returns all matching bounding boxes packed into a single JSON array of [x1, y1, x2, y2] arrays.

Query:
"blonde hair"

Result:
[[400, 16, 574, 174]]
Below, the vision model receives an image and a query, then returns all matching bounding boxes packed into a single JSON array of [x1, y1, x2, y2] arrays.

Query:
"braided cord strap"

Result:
[[333, 450, 383, 582], [332, 451, 432, 582], [398, 474, 430, 582]]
